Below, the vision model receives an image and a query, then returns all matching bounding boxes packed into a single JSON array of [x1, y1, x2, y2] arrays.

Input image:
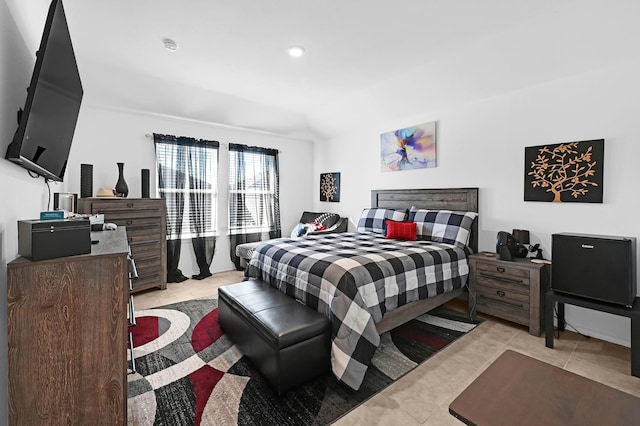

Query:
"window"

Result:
[[154, 135, 219, 240], [228, 144, 280, 235]]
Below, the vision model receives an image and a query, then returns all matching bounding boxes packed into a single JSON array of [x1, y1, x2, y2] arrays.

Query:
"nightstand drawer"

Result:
[[476, 273, 530, 292], [476, 261, 530, 282], [477, 283, 529, 308], [476, 284, 530, 327]]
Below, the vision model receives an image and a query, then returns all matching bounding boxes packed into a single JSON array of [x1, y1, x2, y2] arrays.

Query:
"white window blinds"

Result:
[[228, 145, 280, 235], [154, 136, 219, 240]]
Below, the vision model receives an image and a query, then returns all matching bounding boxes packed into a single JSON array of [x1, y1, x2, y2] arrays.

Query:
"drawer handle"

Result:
[[497, 267, 505, 273], [497, 290, 506, 297], [126, 220, 133, 226], [127, 203, 134, 208]]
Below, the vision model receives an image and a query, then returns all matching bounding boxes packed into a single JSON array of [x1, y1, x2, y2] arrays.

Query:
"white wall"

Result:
[[312, 13, 640, 346], [66, 106, 314, 275]]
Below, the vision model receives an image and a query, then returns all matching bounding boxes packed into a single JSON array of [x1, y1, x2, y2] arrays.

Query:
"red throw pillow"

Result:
[[385, 220, 417, 241], [310, 221, 326, 231]]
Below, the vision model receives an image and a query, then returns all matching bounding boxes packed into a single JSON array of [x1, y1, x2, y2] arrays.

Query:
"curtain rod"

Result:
[[145, 133, 282, 153], [145, 133, 226, 147]]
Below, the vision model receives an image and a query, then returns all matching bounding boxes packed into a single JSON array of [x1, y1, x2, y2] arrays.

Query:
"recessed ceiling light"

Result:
[[287, 45, 305, 58], [163, 38, 178, 52]]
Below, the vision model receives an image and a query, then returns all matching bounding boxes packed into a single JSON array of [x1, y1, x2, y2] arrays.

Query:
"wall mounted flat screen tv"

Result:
[[5, 0, 83, 182]]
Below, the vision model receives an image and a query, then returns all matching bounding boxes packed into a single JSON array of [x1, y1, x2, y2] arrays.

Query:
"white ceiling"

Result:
[[7, 0, 582, 140]]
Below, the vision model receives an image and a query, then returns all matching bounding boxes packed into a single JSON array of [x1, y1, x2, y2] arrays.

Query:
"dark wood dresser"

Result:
[[7, 228, 129, 425], [78, 197, 167, 292], [468, 253, 550, 335]]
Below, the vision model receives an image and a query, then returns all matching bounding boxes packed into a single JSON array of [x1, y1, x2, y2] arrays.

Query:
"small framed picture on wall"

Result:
[[320, 172, 340, 202]]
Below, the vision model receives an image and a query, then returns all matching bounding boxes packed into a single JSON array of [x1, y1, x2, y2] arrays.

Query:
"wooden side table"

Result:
[[468, 253, 550, 335]]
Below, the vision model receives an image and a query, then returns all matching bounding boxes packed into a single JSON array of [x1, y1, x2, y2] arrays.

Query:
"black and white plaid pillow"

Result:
[[357, 208, 408, 234], [313, 212, 340, 228], [409, 209, 478, 248]]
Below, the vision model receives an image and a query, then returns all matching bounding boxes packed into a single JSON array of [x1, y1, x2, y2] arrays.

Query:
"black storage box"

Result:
[[18, 218, 91, 261], [552, 233, 637, 306]]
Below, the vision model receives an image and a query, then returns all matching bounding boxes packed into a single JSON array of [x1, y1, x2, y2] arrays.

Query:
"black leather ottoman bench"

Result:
[[218, 279, 331, 395]]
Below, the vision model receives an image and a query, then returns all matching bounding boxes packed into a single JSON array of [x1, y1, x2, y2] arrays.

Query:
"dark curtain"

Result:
[[187, 141, 218, 279], [154, 133, 187, 283], [228, 143, 281, 270], [154, 133, 219, 282]]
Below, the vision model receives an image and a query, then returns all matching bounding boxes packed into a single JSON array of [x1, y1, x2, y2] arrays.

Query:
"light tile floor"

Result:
[[133, 270, 640, 425]]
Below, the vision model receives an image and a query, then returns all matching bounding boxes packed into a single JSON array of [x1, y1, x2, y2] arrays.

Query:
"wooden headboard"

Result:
[[371, 188, 479, 253]]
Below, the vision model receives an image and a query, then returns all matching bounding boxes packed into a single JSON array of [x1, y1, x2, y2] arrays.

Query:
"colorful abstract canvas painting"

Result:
[[524, 139, 604, 203], [381, 121, 437, 172]]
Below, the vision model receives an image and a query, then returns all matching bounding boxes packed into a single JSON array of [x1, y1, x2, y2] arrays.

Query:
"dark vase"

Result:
[[115, 162, 129, 197]]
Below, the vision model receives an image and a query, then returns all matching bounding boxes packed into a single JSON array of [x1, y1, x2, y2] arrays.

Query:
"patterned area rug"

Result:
[[127, 297, 480, 425]]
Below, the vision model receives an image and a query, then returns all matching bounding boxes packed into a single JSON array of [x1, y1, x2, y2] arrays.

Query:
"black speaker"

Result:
[[141, 169, 150, 198], [552, 233, 637, 306], [80, 164, 93, 198], [496, 231, 517, 261]]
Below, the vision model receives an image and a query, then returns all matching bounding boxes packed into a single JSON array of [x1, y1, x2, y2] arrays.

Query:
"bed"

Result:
[[245, 188, 479, 390]]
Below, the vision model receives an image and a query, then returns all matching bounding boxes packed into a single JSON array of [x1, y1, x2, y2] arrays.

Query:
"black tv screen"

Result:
[[5, 0, 83, 182]]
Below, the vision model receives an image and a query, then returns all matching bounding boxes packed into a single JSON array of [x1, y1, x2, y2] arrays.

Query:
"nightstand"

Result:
[[468, 253, 550, 336]]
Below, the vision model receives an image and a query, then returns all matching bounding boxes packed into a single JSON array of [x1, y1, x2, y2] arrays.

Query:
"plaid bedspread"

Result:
[[245, 232, 471, 391]]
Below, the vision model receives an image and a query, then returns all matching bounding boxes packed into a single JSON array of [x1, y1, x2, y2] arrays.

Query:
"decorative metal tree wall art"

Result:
[[524, 139, 604, 203], [320, 172, 340, 202], [380, 121, 437, 171]]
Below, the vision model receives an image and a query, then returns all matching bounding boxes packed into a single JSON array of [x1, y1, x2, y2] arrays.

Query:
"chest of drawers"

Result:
[[468, 253, 550, 335], [8, 228, 129, 424], [79, 198, 167, 292]]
